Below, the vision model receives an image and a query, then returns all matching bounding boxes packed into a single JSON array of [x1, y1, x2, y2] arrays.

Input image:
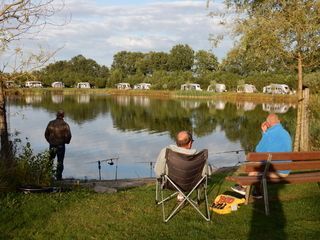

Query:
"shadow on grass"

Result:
[[248, 184, 287, 240]]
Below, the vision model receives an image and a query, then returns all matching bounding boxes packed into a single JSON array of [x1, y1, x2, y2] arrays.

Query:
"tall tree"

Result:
[[222, 0, 320, 99], [168, 44, 194, 71], [111, 51, 144, 76], [194, 50, 218, 74], [0, 0, 65, 161]]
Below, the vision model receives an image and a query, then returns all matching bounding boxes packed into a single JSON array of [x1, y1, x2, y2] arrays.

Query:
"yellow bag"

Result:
[[210, 194, 245, 214]]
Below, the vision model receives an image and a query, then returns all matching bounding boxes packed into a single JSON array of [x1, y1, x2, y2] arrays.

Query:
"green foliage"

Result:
[[38, 55, 109, 88], [304, 72, 320, 94], [168, 44, 194, 71], [194, 50, 219, 74], [15, 142, 54, 187]]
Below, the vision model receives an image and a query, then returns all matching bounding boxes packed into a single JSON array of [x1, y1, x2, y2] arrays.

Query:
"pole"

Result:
[[98, 160, 101, 181]]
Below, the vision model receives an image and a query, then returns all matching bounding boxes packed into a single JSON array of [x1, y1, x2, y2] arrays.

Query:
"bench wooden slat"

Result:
[[244, 161, 320, 172], [226, 172, 320, 185], [247, 152, 320, 162]]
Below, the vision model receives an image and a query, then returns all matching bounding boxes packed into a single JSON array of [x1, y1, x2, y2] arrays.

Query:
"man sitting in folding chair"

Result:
[[155, 131, 211, 222]]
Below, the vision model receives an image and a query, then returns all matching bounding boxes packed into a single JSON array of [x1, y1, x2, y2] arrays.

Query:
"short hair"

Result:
[[176, 131, 193, 147], [267, 113, 280, 124], [56, 110, 64, 119]]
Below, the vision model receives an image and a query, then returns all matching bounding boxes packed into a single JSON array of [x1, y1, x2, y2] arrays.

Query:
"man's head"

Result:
[[56, 110, 65, 119], [176, 131, 194, 149], [266, 113, 280, 127]]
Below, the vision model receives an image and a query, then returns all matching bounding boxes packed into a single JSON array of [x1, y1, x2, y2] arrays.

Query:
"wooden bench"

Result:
[[226, 151, 320, 215]]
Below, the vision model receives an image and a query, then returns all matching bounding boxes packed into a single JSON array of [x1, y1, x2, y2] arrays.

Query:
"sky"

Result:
[[4, 0, 235, 69]]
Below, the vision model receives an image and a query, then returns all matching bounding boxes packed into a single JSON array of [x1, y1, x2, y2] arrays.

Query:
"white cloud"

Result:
[[2, 0, 233, 69]]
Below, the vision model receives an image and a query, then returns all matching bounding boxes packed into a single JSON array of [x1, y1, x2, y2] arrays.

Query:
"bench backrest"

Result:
[[245, 151, 320, 172]]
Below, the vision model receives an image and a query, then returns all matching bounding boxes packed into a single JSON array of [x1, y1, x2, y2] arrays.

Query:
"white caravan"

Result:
[[263, 84, 292, 94], [236, 84, 257, 93], [133, 83, 151, 90], [116, 83, 131, 90], [76, 82, 90, 88], [25, 81, 43, 88], [51, 81, 64, 88], [181, 83, 202, 91], [207, 84, 227, 92]]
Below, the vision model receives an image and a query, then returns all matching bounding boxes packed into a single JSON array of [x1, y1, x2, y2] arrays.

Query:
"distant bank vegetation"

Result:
[[3, 44, 320, 93]]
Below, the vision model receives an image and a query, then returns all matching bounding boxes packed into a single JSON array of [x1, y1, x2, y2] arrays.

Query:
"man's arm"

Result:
[[154, 148, 167, 178]]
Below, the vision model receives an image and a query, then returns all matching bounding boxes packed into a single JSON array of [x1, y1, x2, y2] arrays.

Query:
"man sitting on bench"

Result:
[[231, 113, 292, 198]]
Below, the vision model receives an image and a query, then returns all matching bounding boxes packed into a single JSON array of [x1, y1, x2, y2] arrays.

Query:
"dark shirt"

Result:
[[45, 118, 72, 146]]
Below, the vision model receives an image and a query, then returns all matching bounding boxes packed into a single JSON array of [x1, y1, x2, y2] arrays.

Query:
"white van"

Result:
[[76, 82, 90, 88], [207, 84, 226, 92], [181, 83, 202, 91], [116, 83, 131, 90], [263, 84, 291, 94], [236, 84, 257, 93]]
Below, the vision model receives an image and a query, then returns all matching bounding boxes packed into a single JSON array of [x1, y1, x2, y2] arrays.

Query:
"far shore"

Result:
[[5, 88, 299, 104]]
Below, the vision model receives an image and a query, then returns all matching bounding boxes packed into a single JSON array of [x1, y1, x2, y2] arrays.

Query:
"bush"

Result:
[[15, 142, 54, 187]]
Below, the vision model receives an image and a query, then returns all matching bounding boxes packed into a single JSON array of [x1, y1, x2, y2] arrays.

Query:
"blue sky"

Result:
[[3, 0, 234, 69]]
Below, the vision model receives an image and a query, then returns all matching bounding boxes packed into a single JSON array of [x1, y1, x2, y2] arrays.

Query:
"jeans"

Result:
[[49, 144, 66, 180]]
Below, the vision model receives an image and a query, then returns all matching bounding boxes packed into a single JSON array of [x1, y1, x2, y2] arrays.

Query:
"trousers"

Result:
[[49, 144, 66, 180]]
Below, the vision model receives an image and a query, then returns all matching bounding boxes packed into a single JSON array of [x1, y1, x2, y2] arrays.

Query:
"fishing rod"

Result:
[[209, 149, 245, 155], [136, 161, 156, 178], [87, 157, 119, 181]]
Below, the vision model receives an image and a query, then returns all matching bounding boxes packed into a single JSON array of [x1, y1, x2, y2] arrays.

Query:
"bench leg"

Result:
[[245, 185, 251, 205], [262, 178, 269, 216]]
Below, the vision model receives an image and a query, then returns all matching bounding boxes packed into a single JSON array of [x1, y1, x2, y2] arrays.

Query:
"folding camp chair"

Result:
[[155, 148, 210, 222]]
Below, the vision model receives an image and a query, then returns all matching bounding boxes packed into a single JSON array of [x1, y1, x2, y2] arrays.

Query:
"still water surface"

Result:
[[6, 93, 296, 180]]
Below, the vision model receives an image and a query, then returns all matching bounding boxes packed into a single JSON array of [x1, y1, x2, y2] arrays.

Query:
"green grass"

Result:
[[1, 173, 319, 240]]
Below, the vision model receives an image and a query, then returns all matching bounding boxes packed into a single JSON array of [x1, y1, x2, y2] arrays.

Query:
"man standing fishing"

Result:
[[45, 110, 72, 181]]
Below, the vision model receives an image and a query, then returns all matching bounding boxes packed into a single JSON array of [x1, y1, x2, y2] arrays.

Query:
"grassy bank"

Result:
[[1, 172, 319, 240], [5, 88, 299, 103]]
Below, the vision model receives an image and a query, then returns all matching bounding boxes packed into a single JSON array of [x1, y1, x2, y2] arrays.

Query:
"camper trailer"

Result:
[[133, 83, 151, 90], [76, 82, 90, 88], [181, 83, 202, 91], [236, 84, 257, 93], [263, 84, 291, 94], [51, 82, 64, 88], [25, 81, 43, 88], [116, 83, 131, 90], [207, 83, 226, 92]]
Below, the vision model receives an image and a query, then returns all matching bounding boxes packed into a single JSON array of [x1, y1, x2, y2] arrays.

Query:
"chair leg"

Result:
[[155, 180, 159, 204]]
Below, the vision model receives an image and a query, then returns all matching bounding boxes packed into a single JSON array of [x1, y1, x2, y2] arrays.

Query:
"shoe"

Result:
[[231, 184, 246, 195], [252, 188, 263, 199], [252, 194, 263, 199], [177, 193, 184, 202]]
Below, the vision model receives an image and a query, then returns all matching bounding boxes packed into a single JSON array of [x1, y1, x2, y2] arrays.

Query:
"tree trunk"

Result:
[[0, 80, 11, 161], [297, 52, 303, 100]]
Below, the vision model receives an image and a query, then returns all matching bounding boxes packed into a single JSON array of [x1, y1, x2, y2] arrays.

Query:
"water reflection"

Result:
[[237, 101, 256, 111], [51, 94, 64, 104], [181, 100, 201, 110], [207, 100, 226, 110], [77, 94, 90, 104], [25, 95, 42, 104], [262, 103, 291, 113], [6, 94, 297, 180]]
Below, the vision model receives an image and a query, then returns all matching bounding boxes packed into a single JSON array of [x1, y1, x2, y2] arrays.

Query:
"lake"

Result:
[[6, 93, 297, 180]]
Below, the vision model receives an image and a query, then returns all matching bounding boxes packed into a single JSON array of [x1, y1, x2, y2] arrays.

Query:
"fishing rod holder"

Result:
[[89, 157, 119, 181]]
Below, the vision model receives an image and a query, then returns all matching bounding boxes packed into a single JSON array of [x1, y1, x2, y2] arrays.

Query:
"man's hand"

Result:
[[261, 121, 270, 133]]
